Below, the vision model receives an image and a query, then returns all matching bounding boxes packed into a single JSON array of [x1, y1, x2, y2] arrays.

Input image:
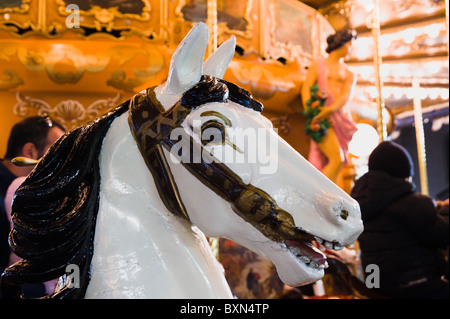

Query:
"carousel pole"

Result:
[[259, 0, 267, 58], [446, 0, 449, 56], [371, 0, 388, 142], [206, 0, 218, 56], [206, 0, 220, 260], [412, 78, 429, 195], [38, 0, 47, 32]]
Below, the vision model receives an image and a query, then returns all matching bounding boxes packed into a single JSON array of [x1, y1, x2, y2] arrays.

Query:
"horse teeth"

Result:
[[309, 261, 322, 269], [289, 246, 301, 256], [309, 261, 328, 270], [299, 256, 310, 263], [314, 236, 344, 251]]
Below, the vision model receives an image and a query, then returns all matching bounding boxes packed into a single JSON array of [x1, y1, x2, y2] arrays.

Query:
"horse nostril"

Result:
[[340, 210, 349, 220]]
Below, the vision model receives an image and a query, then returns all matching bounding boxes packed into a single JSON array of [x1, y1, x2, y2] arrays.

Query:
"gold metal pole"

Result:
[[208, 237, 220, 261], [259, 0, 267, 58], [445, 0, 449, 56], [412, 78, 429, 195], [206, 0, 219, 260], [371, 0, 387, 141], [160, 0, 169, 40], [206, 0, 218, 56], [38, 0, 46, 32]]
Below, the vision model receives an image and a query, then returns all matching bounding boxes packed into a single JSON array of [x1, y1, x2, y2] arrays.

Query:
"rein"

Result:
[[129, 75, 311, 243]]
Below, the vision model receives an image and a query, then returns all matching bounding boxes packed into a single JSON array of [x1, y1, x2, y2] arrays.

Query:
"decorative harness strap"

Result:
[[129, 75, 312, 243], [129, 87, 191, 221]]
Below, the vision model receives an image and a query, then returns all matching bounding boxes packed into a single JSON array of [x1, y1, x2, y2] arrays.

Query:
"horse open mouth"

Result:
[[232, 188, 347, 271], [284, 234, 344, 270]]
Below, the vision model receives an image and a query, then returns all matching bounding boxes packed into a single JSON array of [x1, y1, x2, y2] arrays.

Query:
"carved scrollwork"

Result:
[[14, 91, 122, 129], [0, 0, 30, 14], [0, 69, 23, 90], [0, 0, 156, 40], [270, 114, 290, 135], [56, 0, 155, 40], [56, 0, 151, 22]]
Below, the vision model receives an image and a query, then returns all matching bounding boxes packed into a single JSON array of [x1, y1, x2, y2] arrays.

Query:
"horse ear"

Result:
[[203, 36, 236, 79], [157, 23, 209, 108]]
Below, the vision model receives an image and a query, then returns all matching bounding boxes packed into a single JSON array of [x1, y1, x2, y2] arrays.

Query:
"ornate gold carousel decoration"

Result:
[[1, 0, 448, 194], [0, 0, 333, 156]]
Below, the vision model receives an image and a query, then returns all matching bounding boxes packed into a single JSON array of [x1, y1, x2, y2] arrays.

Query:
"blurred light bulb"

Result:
[[425, 23, 440, 38], [349, 123, 380, 157], [403, 28, 416, 44]]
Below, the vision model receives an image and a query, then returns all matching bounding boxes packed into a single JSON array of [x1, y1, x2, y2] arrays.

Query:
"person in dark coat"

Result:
[[351, 141, 448, 298]]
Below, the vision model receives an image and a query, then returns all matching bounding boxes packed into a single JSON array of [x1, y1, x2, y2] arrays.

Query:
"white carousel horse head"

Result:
[[2, 23, 363, 299], [152, 22, 363, 285]]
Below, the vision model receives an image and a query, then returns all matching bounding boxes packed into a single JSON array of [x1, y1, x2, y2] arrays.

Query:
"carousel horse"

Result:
[[1, 23, 363, 298]]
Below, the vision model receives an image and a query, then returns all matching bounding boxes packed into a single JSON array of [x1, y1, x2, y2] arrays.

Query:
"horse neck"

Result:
[[85, 112, 232, 298]]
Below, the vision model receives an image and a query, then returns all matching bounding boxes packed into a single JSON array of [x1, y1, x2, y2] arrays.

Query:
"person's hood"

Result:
[[351, 170, 415, 221]]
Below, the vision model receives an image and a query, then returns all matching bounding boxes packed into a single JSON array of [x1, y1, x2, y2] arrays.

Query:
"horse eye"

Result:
[[201, 120, 226, 145]]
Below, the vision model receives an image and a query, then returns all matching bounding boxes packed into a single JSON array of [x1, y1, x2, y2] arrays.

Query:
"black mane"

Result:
[[1, 102, 129, 298], [180, 75, 263, 113]]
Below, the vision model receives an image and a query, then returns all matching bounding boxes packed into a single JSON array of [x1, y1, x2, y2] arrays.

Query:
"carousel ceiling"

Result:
[[0, 1, 333, 122], [301, 0, 449, 127], [0, 0, 448, 134]]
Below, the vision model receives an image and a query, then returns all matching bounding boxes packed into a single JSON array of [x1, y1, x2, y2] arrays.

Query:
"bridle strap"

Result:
[[128, 76, 232, 222], [161, 134, 301, 243], [129, 76, 309, 243], [129, 88, 191, 221]]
